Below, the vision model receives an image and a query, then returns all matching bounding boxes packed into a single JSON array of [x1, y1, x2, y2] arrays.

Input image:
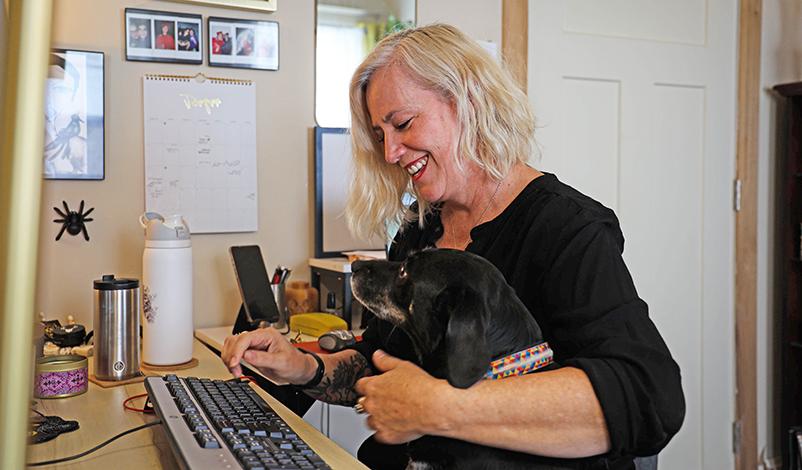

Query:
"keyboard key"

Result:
[[216, 419, 234, 433], [195, 432, 220, 449], [235, 448, 255, 459]]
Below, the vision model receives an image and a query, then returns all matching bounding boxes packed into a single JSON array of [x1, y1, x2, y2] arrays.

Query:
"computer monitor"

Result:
[[314, 127, 386, 257]]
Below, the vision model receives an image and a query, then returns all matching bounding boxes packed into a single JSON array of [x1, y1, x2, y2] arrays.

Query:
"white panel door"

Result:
[[528, 1, 737, 469]]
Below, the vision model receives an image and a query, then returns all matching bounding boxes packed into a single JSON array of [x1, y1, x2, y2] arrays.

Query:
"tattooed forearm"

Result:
[[303, 350, 372, 406]]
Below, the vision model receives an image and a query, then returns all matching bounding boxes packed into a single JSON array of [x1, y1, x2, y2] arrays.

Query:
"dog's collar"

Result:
[[483, 342, 553, 380]]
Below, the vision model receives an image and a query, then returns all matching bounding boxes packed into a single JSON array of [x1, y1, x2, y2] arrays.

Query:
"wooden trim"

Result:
[[501, 0, 527, 93], [735, 0, 761, 468], [0, 1, 53, 468]]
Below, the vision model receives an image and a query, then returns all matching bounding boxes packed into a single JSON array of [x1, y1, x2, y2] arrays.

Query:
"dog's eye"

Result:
[[398, 265, 408, 279]]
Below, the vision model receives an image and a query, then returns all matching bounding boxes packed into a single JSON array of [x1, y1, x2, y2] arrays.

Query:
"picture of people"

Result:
[[222, 32, 233, 55], [208, 17, 278, 70], [155, 21, 176, 50], [128, 18, 151, 49], [177, 23, 199, 52], [236, 28, 254, 56], [211, 28, 232, 55], [125, 9, 203, 64], [254, 31, 276, 59]]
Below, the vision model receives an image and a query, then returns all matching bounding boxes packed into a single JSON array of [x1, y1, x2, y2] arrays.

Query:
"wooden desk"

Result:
[[26, 339, 366, 469]]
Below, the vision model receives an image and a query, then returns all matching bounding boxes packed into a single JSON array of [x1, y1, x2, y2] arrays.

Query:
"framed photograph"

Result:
[[43, 49, 105, 180], [125, 8, 202, 64], [165, 0, 277, 12], [208, 17, 279, 71]]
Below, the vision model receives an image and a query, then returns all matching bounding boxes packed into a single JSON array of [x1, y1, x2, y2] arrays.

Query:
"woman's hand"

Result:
[[354, 350, 451, 444], [221, 328, 316, 385]]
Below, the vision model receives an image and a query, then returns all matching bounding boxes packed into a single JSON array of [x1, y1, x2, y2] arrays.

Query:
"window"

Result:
[[315, 0, 415, 128]]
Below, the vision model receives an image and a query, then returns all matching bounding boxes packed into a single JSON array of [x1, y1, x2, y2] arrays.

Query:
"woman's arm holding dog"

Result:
[[355, 351, 609, 459], [221, 328, 371, 406], [442, 367, 610, 457]]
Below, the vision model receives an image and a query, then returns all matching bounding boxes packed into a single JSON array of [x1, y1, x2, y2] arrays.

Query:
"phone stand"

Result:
[[232, 304, 267, 335], [232, 302, 288, 335]]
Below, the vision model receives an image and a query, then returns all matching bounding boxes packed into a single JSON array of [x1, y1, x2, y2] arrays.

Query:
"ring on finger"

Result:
[[354, 396, 367, 414]]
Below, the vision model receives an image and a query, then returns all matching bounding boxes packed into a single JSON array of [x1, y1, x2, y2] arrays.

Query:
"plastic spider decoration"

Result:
[[53, 200, 94, 241]]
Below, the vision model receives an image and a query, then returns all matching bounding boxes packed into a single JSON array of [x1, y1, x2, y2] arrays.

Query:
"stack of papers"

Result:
[[342, 250, 387, 262]]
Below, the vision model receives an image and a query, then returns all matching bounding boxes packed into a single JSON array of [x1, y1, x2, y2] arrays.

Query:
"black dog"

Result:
[[351, 249, 570, 470]]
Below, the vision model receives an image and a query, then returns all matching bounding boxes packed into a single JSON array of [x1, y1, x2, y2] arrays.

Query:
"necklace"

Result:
[[444, 176, 505, 249]]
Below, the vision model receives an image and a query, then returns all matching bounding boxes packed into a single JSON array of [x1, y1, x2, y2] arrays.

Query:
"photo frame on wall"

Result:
[[43, 49, 105, 180], [208, 17, 279, 71], [125, 8, 203, 64]]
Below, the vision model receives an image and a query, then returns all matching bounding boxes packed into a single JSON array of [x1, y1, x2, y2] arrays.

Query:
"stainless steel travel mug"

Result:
[[93, 274, 141, 380]]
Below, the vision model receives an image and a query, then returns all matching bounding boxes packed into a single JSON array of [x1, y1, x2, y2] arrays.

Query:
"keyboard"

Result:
[[145, 375, 332, 470]]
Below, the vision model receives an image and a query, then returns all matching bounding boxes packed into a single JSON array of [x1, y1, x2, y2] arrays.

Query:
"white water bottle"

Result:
[[140, 212, 193, 366]]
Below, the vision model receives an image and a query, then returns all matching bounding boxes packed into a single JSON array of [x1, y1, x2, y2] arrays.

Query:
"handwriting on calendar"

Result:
[[179, 94, 222, 114]]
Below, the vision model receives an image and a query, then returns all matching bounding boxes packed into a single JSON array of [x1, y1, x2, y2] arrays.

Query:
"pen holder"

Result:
[[270, 283, 289, 330]]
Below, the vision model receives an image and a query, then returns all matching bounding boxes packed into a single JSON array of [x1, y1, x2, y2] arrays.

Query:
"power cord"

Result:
[[123, 393, 154, 413], [27, 420, 162, 467]]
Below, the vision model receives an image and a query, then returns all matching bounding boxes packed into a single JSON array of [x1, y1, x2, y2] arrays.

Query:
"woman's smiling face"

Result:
[[366, 64, 467, 204]]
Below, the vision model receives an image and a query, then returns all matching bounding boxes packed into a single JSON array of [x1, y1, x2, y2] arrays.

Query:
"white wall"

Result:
[[417, 1, 501, 46], [35, 0, 501, 330], [757, 0, 802, 465]]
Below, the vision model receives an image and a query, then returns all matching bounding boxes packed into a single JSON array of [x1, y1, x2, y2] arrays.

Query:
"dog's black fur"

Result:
[[351, 249, 573, 470]]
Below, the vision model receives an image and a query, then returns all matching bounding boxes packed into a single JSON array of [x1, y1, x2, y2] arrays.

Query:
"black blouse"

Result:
[[352, 173, 685, 468]]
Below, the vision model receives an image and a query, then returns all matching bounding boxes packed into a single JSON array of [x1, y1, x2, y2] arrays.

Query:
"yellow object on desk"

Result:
[[289, 313, 347, 337]]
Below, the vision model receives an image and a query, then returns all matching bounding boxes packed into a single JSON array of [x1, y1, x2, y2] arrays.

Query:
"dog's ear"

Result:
[[435, 285, 490, 389]]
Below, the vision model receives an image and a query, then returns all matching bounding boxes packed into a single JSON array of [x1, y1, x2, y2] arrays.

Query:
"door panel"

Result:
[[563, 0, 707, 45], [529, 1, 736, 468]]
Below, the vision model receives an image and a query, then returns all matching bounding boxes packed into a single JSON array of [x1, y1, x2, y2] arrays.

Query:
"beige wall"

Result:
[[36, 0, 501, 330]]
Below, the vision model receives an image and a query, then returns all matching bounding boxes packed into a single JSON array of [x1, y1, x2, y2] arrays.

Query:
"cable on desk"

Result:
[[123, 393, 154, 413], [26, 420, 163, 467]]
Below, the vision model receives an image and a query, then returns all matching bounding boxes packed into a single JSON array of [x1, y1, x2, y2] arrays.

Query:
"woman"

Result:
[[188, 28, 199, 52], [222, 24, 684, 469]]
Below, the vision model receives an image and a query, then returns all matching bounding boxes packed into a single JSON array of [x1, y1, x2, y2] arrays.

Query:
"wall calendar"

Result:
[[143, 73, 258, 233]]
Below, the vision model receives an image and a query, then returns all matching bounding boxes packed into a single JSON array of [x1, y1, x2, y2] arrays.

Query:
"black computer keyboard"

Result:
[[145, 375, 332, 469]]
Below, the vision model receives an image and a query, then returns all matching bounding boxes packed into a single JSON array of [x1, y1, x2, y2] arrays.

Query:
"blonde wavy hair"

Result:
[[346, 23, 536, 240]]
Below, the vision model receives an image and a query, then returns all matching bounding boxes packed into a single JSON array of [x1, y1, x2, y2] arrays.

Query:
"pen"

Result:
[[271, 268, 281, 285], [280, 268, 292, 284]]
